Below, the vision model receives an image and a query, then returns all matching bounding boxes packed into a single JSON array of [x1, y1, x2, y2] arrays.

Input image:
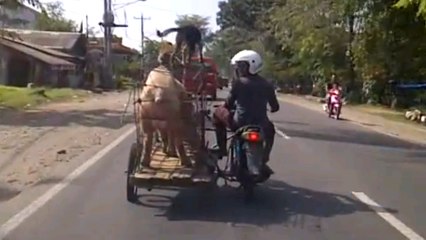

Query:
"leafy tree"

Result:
[[269, 0, 351, 94], [172, 13, 222, 67], [175, 14, 210, 37], [205, 27, 255, 76], [142, 39, 161, 69], [352, 1, 426, 105], [210, 0, 426, 107], [394, 0, 426, 19], [35, 1, 77, 32], [212, 0, 292, 86]]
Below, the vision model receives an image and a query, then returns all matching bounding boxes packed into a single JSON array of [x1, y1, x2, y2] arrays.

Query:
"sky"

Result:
[[45, 0, 222, 50]]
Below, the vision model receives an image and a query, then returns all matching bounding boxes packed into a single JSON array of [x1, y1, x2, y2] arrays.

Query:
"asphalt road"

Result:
[[2, 89, 426, 240]]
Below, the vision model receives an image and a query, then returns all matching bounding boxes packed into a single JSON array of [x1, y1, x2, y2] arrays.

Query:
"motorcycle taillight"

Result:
[[242, 131, 261, 142]]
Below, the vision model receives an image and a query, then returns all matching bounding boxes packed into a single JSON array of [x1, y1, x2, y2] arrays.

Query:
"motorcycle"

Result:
[[327, 95, 342, 120], [221, 124, 267, 201], [211, 105, 272, 202]]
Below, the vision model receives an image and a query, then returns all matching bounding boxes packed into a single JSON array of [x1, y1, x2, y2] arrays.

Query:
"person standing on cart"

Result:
[[213, 50, 280, 178]]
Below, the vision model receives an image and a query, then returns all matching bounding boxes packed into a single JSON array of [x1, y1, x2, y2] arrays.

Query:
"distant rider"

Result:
[[326, 79, 342, 111], [212, 50, 280, 178]]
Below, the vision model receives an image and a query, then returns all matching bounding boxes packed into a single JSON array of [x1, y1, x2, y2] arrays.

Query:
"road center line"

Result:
[[275, 127, 291, 139], [352, 191, 424, 240], [0, 126, 136, 239]]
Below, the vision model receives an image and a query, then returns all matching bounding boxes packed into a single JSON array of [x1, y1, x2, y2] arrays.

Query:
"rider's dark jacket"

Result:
[[225, 75, 280, 127]]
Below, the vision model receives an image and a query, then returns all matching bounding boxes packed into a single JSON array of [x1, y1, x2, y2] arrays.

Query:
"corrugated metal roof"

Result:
[[13, 37, 78, 60], [4, 28, 82, 50], [0, 38, 75, 70], [88, 43, 139, 55]]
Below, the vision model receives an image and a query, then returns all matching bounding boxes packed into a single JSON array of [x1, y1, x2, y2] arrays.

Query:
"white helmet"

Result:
[[230, 50, 263, 74]]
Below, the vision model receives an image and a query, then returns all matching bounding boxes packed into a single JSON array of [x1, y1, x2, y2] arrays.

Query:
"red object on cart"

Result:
[[180, 56, 219, 100]]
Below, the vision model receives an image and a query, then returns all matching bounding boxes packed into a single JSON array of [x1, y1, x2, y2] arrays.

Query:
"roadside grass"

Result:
[[347, 104, 425, 126], [116, 76, 135, 90], [0, 85, 88, 110], [350, 104, 407, 123]]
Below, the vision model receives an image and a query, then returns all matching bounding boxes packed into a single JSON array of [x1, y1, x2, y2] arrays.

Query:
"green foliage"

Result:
[[209, 0, 297, 88], [115, 59, 139, 76], [0, 85, 86, 109], [175, 14, 210, 37], [207, 0, 426, 108], [116, 76, 133, 90], [394, 0, 426, 20], [142, 39, 161, 69], [174, 14, 216, 48], [35, 1, 77, 32]]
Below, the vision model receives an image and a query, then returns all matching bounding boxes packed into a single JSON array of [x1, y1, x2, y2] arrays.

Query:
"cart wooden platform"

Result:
[[126, 139, 217, 202]]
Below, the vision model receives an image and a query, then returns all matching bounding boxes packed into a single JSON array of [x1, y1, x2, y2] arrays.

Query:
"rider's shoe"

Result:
[[256, 164, 274, 183], [263, 164, 274, 175]]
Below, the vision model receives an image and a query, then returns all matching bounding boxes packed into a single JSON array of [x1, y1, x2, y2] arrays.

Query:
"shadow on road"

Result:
[[0, 186, 21, 202], [278, 126, 425, 150], [0, 109, 125, 129], [405, 150, 426, 163], [134, 179, 397, 228]]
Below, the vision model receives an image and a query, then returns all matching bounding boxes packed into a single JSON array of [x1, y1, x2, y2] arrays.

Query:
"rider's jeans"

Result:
[[212, 106, 275, 163]]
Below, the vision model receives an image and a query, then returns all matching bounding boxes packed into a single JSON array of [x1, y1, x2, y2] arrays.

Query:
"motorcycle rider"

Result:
[[212, 50, 280, 178]]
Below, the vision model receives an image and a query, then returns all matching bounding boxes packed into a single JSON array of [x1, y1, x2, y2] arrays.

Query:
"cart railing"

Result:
[[122, 52, 210, 153]]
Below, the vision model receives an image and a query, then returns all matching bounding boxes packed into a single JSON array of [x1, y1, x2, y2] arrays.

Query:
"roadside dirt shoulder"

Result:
[[0, 91, 133, 202], [278, 94, 426, 145]]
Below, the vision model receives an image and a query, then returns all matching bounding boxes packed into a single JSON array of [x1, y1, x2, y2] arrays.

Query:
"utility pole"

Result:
[[99, 0, 128, 89], [85, 15, 89, 38], [134, 13, 150, 80]]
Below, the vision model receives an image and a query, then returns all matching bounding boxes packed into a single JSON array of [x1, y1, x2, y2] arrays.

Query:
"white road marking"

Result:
[[335, 196, 353, 205], [275, 127, 291, 139], [352, 191, 424, 240], [0, 126, 136, 239]]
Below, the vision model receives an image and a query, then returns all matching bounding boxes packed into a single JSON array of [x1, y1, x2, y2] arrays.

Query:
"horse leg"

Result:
[[159, 129, 168, 153], [141, 127, 154, 167], [174, 127, 191, 167], [177, 144, 190, 167], [166, 128, 178, 157]]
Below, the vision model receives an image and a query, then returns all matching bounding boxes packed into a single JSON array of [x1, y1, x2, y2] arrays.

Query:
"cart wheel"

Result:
[[127, 142, 141, 203], [207, 173, 219, 191]]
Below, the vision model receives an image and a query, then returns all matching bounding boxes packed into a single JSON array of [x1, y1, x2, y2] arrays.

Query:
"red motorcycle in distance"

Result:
[[324, 95, 342, 120]]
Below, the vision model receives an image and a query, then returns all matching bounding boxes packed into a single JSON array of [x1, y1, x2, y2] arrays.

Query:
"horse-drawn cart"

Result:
[[125, 45, 217, 203]]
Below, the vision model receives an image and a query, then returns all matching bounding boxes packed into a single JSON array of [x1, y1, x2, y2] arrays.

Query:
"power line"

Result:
[[113, 0, 140, 10], [134, 12, 150, 79]]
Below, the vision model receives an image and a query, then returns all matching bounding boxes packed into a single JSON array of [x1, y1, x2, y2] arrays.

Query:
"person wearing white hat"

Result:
[[213, 50, 280, 179]]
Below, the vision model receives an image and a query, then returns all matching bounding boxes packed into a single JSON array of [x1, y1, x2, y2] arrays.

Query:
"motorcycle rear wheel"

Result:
[[334, 106, 341, 120]]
